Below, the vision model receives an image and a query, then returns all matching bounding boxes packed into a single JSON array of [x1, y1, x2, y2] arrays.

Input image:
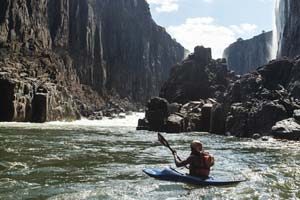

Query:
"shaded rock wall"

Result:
[[0, 0, 184, 102], [223, 31, 272, 75], [276, 0, 300, 58], [160, 46, 235, 104], [0, 0, 184, 122]]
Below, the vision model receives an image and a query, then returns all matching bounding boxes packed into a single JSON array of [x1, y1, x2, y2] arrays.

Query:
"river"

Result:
[[0, 113, 299, 200]]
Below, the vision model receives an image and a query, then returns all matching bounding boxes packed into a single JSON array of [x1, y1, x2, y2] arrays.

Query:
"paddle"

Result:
[[157, 132, 186, 164]]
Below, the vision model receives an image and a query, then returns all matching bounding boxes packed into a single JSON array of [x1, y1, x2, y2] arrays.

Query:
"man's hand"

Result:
[[172, 150, 177, 156]]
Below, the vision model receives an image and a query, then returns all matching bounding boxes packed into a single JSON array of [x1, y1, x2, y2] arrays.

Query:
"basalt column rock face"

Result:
[[47, 0, 185, 102], [276, 0, 300, 58], [99, 1, 184, 102], [0, 0, 184, 122], [223, 31, 272, 75]]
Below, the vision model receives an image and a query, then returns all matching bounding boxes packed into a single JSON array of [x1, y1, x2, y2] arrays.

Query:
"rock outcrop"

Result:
[[223, 31, 272, 75], [0, 0, 184, 122], [137, 46, 236, 133], [160, 46, 235, 104], [276, 0, 300, 58], [138, 47, 300, 140]]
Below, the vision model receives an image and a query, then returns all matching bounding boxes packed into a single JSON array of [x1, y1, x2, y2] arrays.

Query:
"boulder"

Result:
[[166, 114, 185, 133], [145, 97, 169, 131], [272, 118, 300, 140], [201, 103, 213, 132], [257, 59, 293, 89], [186, 113, 202, 132], [225, 103, 249, 137], [137, 118, 149, 131], [210, 103, 226, 134], [293, 109, 300, 122], [180, 101, 204, 115], [168, 103, 182, 115], [247, 101, 288, 134], [252, 133, 262, 140]]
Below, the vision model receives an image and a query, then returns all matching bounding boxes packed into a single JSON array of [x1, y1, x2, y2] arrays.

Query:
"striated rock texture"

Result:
[[276, 0, 300, 58], [0, 0, 184, 122], [223, 31, 272, 75]]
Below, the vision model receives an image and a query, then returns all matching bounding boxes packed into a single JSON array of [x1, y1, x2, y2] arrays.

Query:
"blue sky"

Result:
[[147, 0, 275, 58]]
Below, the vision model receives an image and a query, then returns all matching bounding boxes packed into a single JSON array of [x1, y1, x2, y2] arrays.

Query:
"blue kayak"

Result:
[[143, 167, 246, 186]]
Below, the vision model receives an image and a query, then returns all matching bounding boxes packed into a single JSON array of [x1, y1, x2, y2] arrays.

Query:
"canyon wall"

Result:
[[276, 0, 300, 58], [0, 0, 184, 122], [223, 31, 272, 75]]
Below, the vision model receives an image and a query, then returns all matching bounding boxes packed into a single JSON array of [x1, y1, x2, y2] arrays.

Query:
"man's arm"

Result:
[[173, 152, 191, 167]]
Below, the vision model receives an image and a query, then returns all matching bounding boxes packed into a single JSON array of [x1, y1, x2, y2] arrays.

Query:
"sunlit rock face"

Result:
[[223, 31, 273, 75], [276, 0, 300, 58]]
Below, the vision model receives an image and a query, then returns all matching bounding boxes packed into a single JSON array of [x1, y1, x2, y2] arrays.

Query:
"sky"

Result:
[[147, 0, 275, 58]]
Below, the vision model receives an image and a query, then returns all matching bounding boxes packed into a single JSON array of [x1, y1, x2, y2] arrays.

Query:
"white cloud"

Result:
[[167, 17, 258, 58], [147, 0, 179, 13], [203, 0, 214, 3]]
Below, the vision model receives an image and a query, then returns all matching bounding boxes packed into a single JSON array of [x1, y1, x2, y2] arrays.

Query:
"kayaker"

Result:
[[173, 140, 214, 178]]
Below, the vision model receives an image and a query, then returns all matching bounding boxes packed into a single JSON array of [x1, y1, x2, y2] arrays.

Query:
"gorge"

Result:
[[0, 1, 300, 199], [1, 0, 300, 140]]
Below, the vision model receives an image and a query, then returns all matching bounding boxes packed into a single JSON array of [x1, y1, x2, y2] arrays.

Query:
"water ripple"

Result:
[[0, 116, 299, 199]]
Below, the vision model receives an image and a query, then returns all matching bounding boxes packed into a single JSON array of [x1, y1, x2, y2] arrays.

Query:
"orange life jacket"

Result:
[[194, 153, 214, 177], [202, 152, 214, 169]]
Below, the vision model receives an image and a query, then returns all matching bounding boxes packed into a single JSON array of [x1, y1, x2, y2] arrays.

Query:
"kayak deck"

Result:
[[143, 167, 246, 186]]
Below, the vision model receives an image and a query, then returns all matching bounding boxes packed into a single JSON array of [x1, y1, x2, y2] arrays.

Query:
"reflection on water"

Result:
[[0, 113, 299, 199]]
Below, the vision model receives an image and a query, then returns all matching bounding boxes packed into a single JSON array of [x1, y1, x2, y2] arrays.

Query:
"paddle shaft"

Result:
[[157, 133, 186, 164]]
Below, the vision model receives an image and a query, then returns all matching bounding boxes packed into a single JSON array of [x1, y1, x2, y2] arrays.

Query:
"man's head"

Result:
[[190, 140, 203, 152]]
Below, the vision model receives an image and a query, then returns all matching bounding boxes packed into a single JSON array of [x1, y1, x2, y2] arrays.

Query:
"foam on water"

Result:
[[0, 112, 144, 130]]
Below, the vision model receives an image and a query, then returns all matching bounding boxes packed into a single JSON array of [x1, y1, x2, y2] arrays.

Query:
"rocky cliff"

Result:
[[138, 47, 300, 140], [160, 46, 235, 104], [276, 0, 300, 58], [0, 0, 184, 122], [223, 31, 272, 75]]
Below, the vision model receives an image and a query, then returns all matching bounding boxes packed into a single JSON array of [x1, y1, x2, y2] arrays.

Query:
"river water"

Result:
[[0, 113, 299, 200]]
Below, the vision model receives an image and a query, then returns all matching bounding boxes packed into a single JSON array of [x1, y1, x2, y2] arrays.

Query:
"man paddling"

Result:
[[173, 140, 214, 178]]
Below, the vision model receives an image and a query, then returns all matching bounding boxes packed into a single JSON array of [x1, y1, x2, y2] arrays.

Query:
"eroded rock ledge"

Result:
[[137, 46, 300, 141]]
